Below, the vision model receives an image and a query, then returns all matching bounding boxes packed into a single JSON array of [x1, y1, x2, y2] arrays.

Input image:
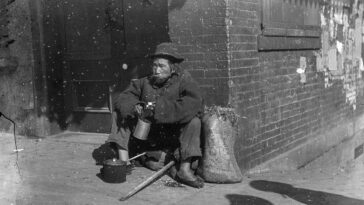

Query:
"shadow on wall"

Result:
[[225, 194, 273, 205], [168, 0, 188, 11], [250, 180, 364, 205]]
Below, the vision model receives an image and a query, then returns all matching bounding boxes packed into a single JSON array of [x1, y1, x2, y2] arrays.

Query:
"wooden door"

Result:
[[60, 0, 126, 133], [58, 0, 169, 133]]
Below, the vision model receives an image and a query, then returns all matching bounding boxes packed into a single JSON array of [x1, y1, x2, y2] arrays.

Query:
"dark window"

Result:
[[258, 0, 321, 50]]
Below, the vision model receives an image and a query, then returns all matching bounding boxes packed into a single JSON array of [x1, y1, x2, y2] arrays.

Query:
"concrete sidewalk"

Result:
[[1, 132, 364, 205]]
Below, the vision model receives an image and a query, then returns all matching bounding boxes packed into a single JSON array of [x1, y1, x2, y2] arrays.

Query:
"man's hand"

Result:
[[143, 102, 155, 119], [134, 102, 155, 119], [134, 104, 143, 116]]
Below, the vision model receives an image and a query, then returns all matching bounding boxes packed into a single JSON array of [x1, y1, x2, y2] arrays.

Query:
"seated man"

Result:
[[107, 42, 204, 188]]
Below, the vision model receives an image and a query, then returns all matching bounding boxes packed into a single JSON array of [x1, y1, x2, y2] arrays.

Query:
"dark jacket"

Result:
[[114, 68, 203, 124]]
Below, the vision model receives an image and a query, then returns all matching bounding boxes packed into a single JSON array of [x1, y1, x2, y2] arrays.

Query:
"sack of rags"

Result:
[[198, 106, 243, 183]]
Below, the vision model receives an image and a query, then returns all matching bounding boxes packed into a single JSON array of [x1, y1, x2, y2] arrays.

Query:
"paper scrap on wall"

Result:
[[316, 54, 324, 72], [300, 56, 307, 70], [336, 40, 343, 54], [328, 48, 337, 70]]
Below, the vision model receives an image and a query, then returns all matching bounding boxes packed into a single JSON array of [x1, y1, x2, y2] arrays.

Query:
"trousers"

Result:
[[106, 111, 202, 161]]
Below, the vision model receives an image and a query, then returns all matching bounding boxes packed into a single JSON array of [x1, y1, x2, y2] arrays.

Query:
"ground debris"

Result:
[[161, 178, 185, 188]]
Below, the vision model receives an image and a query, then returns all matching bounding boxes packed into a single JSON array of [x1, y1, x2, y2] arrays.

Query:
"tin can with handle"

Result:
[[133, 118, 151, 140]]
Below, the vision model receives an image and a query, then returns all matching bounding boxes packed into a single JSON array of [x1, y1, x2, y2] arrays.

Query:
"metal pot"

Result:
[[101, 158, 127, 183]]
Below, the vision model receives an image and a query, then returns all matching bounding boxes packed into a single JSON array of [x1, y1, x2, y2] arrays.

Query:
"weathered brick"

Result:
[[230, 58, 259, 68], [229, 26, 259, 35], [230, 17, 259, 27], [204, 69, 229, 78], [228, 9, 257, 19], [201, 43, 228, 52], [197, 34, 227, 44], [202, 25, 227, 35], [230, 43, 257, 51], [188, 69, 205, 79], [231, 51, 258, 59], [203, 17, 226, 26], [229, 34, 257, 43], [204, 52, 229, 61], [182, 53, 205, 62]]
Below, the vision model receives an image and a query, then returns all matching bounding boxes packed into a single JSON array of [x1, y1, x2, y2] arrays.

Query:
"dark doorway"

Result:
[[42, 0, 170, 133]]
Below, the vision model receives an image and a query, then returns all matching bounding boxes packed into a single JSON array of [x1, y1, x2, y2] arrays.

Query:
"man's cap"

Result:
[[149, 42, 184, 63]]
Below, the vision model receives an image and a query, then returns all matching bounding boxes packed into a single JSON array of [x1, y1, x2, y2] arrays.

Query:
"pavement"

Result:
[[1, 131, 364, 205]]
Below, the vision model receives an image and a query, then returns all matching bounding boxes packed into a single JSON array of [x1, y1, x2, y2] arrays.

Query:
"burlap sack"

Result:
[[199, 108, 243, 183]]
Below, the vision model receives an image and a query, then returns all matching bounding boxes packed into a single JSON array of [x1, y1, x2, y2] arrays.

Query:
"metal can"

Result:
[[133, 118, 151, 140]]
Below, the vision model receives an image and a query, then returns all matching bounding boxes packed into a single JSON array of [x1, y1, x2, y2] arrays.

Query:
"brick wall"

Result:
[[168, 0, 230, 106], [227, 0, 364, 171]]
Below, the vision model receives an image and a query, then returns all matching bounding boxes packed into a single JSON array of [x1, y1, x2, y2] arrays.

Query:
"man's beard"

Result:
[[151, 75, 169, 85]]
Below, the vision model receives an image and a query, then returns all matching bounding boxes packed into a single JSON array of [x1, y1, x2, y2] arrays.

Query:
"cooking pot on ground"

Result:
[[101, 158, 127, 183]]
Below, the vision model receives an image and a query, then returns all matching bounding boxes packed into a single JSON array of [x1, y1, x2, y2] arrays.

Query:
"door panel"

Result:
[[64, 0, 111, 60]]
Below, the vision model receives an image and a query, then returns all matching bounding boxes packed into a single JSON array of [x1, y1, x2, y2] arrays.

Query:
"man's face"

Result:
[[152, 58, 172, 84]]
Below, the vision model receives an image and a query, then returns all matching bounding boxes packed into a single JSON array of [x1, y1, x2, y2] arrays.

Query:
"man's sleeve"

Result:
[[113, 79, 142, 119], [154, 72, 203, 124]]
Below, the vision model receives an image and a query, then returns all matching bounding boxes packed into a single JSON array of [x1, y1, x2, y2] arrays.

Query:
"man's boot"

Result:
[[143, 151, 166, 171], [176, 158, 204, 188]]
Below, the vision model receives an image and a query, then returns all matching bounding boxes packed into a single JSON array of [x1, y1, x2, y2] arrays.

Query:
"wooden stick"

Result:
[[128, 152, 146, 162], [119, 160, 175, 201]]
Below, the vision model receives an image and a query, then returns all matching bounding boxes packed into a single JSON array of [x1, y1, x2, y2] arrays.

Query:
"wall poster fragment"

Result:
[[328, 48, 337, 70], [336, 40, 343, 54]]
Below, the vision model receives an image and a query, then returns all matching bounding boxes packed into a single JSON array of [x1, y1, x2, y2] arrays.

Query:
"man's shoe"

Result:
[[195, 175, 204, 183], [168, 165, 178, 179], [175, 166, 204, 189], [144, 158, 164, 171], [175, 172, 204, 188]]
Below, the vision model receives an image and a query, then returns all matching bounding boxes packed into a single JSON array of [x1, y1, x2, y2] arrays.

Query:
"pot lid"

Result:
[[103, 158, 126, 166]]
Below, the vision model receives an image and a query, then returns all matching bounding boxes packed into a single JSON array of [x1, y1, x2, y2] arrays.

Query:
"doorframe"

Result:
[[29, 0, 52, 136]]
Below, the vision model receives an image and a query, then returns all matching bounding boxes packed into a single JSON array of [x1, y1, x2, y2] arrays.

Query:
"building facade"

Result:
[[1, 0, 363, 172]]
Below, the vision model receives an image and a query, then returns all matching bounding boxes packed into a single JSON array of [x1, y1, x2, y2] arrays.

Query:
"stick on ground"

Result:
[[119, 160, 175, 201]]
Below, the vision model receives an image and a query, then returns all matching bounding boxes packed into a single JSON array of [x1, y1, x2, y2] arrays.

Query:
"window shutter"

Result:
[[259, 0, 321, 50]]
